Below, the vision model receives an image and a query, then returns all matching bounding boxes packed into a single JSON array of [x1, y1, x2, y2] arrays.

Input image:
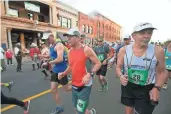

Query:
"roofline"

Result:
[[56, 0, 79, 12]]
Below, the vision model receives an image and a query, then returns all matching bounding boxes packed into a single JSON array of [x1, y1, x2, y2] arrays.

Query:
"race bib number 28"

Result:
[[128, 68, 148, 86]]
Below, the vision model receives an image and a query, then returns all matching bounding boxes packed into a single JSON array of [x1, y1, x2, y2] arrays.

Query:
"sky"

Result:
[[58, 0, 171, 42]]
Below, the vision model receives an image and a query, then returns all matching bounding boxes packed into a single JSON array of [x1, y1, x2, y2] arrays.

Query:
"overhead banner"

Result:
[[24, 2, 40, 13]]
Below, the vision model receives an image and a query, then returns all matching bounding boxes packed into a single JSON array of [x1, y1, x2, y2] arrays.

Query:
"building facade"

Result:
[[0, 0, 59, 50], [56, 1, 78, 39], [78, 11, 121, 44]]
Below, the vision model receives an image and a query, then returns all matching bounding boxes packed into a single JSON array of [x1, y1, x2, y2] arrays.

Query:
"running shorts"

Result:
[[51, 72, 68, 85], [96, 65, 107, 76], [121, 82, 155, 114]]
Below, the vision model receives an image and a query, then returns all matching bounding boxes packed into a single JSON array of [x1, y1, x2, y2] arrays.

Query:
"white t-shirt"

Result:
[[0, 47, 4, 59], [14, 47, 19, 56]]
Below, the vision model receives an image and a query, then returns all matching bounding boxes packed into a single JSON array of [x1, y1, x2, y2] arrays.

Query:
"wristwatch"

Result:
[[90, 72, 95, 77], [154, 86, 161, 91]]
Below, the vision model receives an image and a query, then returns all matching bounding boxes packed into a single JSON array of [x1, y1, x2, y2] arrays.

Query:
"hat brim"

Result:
[[133, 27, 157, 33]]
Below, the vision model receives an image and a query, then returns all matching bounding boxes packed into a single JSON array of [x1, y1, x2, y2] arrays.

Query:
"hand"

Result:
[[58, 72, 65, 80], [82, 73, 91, 85], [102, 60, 107, 65], [41, 62, 48, 68], [149, 88, 160, 102], [120, 75, 128, 86]]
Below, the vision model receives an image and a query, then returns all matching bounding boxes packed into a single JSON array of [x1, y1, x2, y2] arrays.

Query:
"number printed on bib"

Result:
[[97, 54, 105, 62], [77, 99, 87, 112], [128, 68, 148, 86]]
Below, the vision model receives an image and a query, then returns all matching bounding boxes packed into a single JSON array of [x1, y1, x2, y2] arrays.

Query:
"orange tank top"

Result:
[[69, 46, 87, 87]]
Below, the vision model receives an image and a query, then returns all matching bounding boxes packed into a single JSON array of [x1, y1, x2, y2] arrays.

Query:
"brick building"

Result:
[[78, 11, 121, 44], [0, 0, 79, 50]]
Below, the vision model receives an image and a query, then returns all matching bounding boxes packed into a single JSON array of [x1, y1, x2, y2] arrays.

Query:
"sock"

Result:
[[4, 83, 9, 87]]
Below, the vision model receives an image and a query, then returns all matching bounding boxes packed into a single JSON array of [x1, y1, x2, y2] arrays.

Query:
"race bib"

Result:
[[166, 65, 171, 70], [128, 68, 148, 86], [97, 54, 104, 62], [77, 99, 87, 112]]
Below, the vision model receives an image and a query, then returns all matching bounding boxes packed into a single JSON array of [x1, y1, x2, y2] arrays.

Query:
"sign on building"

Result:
[[24, 2, 40, 13]]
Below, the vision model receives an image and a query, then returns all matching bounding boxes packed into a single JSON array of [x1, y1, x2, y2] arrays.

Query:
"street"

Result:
[[1, 63, 171, 114]]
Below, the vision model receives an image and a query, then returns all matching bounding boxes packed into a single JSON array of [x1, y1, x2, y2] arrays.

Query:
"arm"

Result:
[[155, 46, 167, 87], [84, 46, 101, 73], [49, 43, 64, 64], [115, 47, 125, 78]]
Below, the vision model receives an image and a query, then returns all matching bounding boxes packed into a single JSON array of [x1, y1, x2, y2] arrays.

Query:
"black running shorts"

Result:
[[51, 72, 68, 85], [96, 65, 107, 76], [121, 82, 155, 114]]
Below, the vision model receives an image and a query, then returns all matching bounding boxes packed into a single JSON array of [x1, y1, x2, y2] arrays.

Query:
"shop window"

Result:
[[62, 17, 68, 28]]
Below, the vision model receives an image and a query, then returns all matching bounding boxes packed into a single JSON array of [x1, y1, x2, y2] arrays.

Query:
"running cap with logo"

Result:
[[132, 22, 157, 33], [63, 28, 81, 37]]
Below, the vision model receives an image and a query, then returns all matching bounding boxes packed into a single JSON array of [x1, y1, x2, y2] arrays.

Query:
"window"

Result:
[[76, 21, 78, 27], [58, 16, 62, 27], [62, 17, 67, 28], [9, 8, 18, 17], [28, 12, 33, 20], [68, 19, 71, 28], [86, 25, 89, 33], [97, 21, 100, 28], [90, 26, 93, 34], [82, 25, 85, 32], [38, 15, 45, 22]]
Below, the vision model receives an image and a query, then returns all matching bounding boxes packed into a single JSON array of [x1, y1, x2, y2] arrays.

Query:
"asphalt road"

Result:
[[1, 64, 171, 114]]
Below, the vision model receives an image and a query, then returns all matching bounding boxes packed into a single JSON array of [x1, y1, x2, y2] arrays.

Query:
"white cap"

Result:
[[30, 43, 37, 47], [63, 28, 81, 37], [123, 34, 131, 39], [133, 22, 157, 33]]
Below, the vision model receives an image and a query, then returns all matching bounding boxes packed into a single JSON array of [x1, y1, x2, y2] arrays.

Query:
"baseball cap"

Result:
[[132, 22, 157, 33], [123, 34, 131, 40], [63, 28, 81, 37]]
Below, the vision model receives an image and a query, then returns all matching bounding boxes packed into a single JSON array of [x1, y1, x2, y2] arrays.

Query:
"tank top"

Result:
[[50, 43, 67, 73], [69, 46, 92, 87], [124, 44, 157, 85], [165, 48, 171, 70]]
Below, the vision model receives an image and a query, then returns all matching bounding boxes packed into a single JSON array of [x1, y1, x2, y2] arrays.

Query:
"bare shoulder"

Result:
[[155, 46, 164, 56], [119, 46, 126, 54], [54, 42, 64, 51]]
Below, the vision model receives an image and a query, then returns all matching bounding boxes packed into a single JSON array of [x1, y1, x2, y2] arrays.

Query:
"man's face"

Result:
[[48, 35, 55, 44], [41, 44, 45, 48], [67, 35, 78, 47], [133, 29, 153, 46], [80, 38, 85, 44], [97, 41, 103, 46], [124, 38, 130, 45]]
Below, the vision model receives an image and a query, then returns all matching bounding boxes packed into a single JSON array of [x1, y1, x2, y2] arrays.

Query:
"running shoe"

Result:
[[7, 81, 14, 92], [103, 82, 108, 91], [50, 106, 64, 114], [162, 84, 168, 90], [90, 108, 96, 114], [24, 100, 30, 114], [98, 85, 104, 92]]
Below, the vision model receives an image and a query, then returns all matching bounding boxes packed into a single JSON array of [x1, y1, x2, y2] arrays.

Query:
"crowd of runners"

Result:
[[1, 22, 170, 114]]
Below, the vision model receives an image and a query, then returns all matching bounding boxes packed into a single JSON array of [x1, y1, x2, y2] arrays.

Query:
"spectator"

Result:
[[5, 49, 13, 65], [0, 46, 6, 71]]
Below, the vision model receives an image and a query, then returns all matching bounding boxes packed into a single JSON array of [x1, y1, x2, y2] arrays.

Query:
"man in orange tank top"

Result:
[[58, 28, 101, 114]]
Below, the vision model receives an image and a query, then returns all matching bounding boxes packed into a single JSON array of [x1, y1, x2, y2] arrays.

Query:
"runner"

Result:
[[42, 33, 71, 114], [94, 38, 112, 91], [108, 44, 115, 70], [58, 28, 101, 114], [1, 82, 30, 114], [80, 34, 86, 44], [163, 41, 171, 89], [39, 42, 50, 79], [116, 22, 167, 114], [115, 34, 131, 65]]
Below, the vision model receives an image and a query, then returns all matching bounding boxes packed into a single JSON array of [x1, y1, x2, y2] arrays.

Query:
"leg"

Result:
[[163, 70, 169, 89], [10, 58, 13, 65], [1, 91, 25, 107], [7, 59, 9, 65], [60, 74, 71, 92], [18, 57, 22, 71], [15, 56, 19, 72]]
